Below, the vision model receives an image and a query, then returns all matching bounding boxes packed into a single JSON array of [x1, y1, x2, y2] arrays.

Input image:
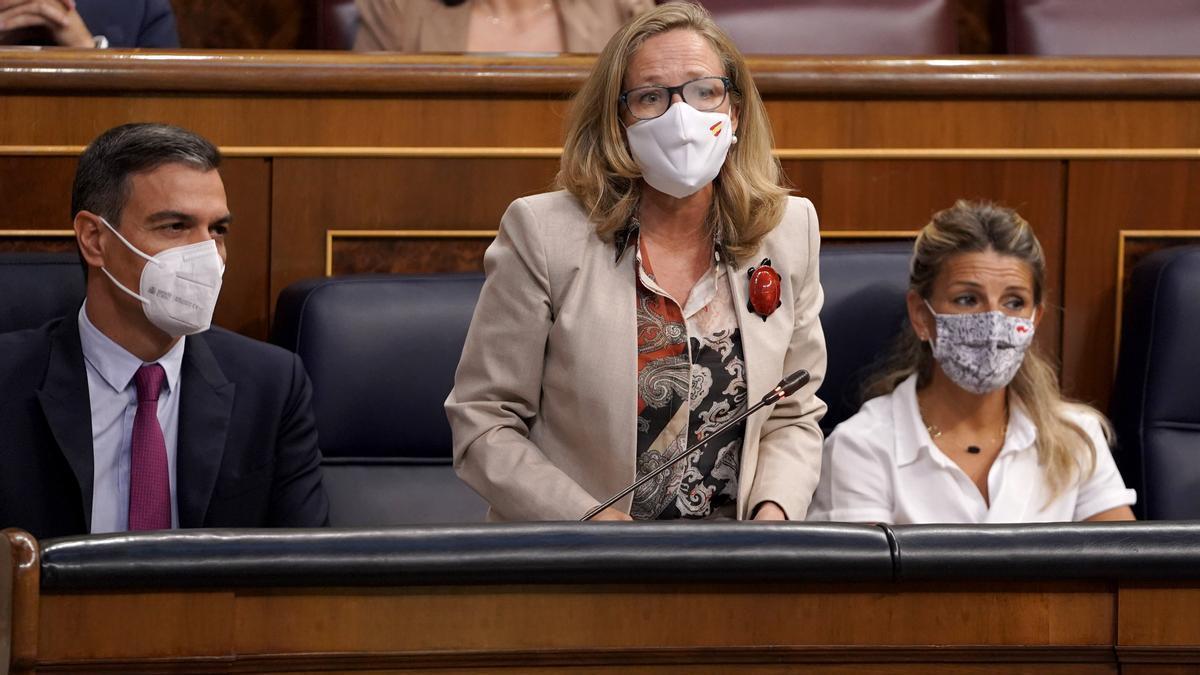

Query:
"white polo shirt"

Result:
[[806, 374, 1136, 524]]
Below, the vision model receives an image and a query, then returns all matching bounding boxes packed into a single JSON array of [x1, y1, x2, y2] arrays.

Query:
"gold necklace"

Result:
[[921, 406, 1008, 455]]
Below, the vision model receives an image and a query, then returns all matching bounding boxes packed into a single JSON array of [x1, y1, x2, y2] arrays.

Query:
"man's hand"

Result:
[[0, 0, 96, 48]]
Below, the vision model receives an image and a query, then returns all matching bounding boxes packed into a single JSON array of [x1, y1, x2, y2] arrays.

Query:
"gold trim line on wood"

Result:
[[328, 229, 499, 239], [1114, 229, 1200, 370], [5, 146, 1200, 159], [0, 230, 75, 237], [321, 228, 916, 276], [325, 229, 499, 277]]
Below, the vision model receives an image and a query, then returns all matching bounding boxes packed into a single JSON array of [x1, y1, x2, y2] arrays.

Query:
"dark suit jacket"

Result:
[[76, 0, 180, 48], [0, 316, 329, 540]]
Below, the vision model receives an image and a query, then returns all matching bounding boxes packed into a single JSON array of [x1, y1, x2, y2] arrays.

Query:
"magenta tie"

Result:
[[129, 363, 171, 531]]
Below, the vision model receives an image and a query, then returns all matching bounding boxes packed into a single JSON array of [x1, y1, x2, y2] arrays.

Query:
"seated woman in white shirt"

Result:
[[808, 200, 1136, 524]]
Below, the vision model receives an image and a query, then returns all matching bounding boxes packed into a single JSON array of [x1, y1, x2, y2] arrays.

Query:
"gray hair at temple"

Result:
[[71, 122, 221, 226]]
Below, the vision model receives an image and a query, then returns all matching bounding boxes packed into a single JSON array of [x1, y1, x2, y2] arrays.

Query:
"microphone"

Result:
[[580, 369, 811, 521]]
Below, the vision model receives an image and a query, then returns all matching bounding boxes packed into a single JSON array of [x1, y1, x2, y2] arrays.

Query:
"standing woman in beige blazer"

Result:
[[354, 0, 654, 53], [446, 3, 827, 522]]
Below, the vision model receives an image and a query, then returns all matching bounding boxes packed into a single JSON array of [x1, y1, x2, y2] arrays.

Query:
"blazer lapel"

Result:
[[727, 245, 795, 518], [175, 333, 235, 528], [606, 245, 640, 492], [728, 257, 774, 434], [35, 317, 95, 526]]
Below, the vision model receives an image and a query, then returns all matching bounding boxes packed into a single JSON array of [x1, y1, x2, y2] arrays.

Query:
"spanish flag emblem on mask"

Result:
[[710, 121, 723, 137]]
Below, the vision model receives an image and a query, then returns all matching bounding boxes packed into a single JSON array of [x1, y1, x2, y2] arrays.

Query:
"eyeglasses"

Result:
[[619, 76, 737, 121]]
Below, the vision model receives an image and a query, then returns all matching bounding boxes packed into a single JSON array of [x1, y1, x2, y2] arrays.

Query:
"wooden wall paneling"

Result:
[[1062, 160, 1200, 408], [4, 96, 1200, 150], [763, 100, 1200, 151], [1117, 583, 1200, 673], [328, 231, 496, 275], [18, 580, 1121, 672], [37, 592, 236, 664], [0, 157, 74, 233], [231, 581, 1114, 655], [270, 157, 559, 308], [10, 53, 1200, 99], [214, 158, 273, 339], [783, 159, 1066, 365], [1113, 662, 1200, 667], [0, 233, 75, 255], [0, 96, 575, 149]]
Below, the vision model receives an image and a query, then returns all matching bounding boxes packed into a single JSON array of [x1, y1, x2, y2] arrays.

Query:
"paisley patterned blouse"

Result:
[[630, 233, 748, 520]]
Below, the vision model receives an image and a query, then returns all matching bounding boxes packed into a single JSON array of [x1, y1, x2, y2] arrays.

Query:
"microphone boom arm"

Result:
[[579, 369, 809, 521]]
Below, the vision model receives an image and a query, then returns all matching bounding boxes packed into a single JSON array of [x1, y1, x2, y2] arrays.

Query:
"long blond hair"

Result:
[[865, 201, 1104, 496], [555, 2, 788, 263]]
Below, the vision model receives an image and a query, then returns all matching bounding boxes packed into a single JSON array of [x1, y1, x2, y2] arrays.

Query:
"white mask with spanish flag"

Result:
[[626, 101, 735, 199]]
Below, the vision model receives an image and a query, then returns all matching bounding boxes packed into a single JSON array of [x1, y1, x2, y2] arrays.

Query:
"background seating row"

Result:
[[315, 0, 1200, 55], [3, 243, 1192, 522]]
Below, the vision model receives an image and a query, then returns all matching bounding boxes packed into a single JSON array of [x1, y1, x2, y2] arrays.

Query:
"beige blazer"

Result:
[[446, 190, 828, 521], [354, 0, 654, 53]]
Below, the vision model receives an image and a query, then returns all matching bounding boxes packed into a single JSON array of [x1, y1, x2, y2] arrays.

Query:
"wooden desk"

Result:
[[5, 527, 1200, 674], [3, 51, 1200, 406]]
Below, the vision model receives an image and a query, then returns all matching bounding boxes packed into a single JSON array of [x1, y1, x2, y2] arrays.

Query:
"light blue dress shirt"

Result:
[[78, 303, 185, 533]]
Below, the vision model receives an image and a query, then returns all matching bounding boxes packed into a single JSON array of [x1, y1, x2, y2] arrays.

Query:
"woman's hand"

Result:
[[591, 507, 633, 521], [753, 501, 788, 521]]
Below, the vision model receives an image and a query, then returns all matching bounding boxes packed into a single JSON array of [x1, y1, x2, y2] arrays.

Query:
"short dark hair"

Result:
[[71, 123, 222, 225]]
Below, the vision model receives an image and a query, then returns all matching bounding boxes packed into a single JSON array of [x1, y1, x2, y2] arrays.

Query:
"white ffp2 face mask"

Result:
[[626, 102, 735, 199], [925, 300, 1037, 395], [99, 217, 225, 337]]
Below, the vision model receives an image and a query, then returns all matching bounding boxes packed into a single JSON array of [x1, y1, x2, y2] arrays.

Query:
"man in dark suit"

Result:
[[0, 123, 329, 540], [0, 0, 178, 48]]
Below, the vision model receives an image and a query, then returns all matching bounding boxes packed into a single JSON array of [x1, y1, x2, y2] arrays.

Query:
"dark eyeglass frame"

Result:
[[619, 76, 739, 121]]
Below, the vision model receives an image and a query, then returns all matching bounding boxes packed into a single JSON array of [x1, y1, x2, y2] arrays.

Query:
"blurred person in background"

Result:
[[0, 0, 178, 48], [355, 0, 653, 53]]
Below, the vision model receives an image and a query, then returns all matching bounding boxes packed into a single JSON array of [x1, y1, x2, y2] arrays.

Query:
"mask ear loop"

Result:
[[922, 299, 939, 351], [97, 217, 156, 305], [99, 217, 159, 265]]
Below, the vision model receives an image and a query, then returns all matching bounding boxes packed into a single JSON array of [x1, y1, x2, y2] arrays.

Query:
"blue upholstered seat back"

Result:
[[0, 251, 86, 335], [271, 243, 913, 524], [1111, 246, 1200, 520]]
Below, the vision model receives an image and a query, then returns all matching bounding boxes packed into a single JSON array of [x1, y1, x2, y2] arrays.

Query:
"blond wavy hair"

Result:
[[555, 2, 788, 263], [865, 201, 1106, 497]]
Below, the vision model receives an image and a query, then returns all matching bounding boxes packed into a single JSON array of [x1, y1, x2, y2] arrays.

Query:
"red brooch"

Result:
[[746, 257, 782, 321]]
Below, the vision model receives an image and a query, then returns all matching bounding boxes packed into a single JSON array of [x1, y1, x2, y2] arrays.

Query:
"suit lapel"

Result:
[[175, 333, 235, 528], [35, 317, 96, 527]]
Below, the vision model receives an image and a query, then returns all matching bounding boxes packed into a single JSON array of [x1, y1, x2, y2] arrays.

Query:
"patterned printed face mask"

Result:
[[924, 300, 1037, 394]]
